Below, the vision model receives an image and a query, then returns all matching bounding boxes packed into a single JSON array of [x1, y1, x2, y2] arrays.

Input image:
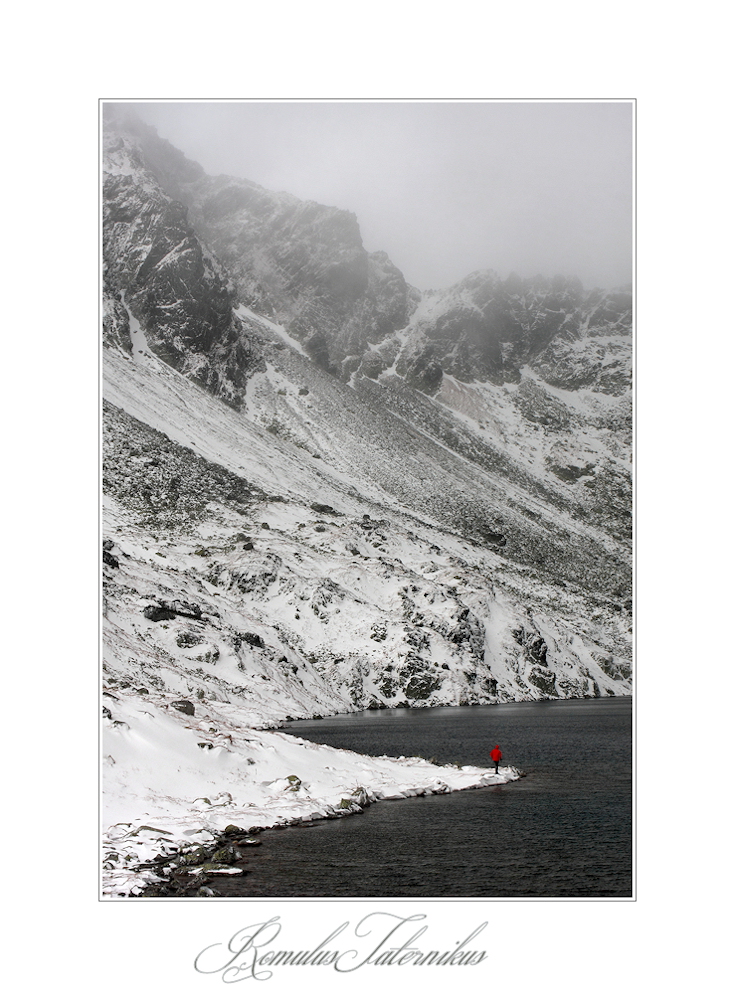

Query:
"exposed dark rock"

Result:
[[311, 503, 340, 515], [528, 665, 557, 696], [104, 112, 420, 385], [143, 605, 176, 622], [103, 117, 265, 407], [103, 402, 267, 531], [393, 271, 630, 393], [171, 699, 195, 716], [549, 462, 595, 483], [175, 632, 201, 648], [103, 548, 119, 569], [512, 627, 549, 666], [403, 348, 444, 394], [101, 113, 632, 745], [514, 379, 572, 429], [211, 846, 238, 863], [358, 351, 388, 380], [167, 600, 203, 619], [143, 599, 202, 622], [237, 632, 265, 649]]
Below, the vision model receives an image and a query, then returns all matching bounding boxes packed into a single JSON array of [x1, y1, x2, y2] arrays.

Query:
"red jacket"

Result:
[[490, 746, 502, 762]]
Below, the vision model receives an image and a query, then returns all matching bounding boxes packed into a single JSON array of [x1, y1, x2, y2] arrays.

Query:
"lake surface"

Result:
[[214, 697, 632, 898]]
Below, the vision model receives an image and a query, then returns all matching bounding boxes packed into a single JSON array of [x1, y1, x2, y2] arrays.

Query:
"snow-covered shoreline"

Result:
[[102, 692, 521, 897]]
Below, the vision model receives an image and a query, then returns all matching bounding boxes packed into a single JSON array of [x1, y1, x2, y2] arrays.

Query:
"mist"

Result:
[[111, 100, 632, 293]]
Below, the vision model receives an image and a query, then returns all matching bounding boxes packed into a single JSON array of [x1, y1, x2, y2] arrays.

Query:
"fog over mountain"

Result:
[[112, 101, 633, 293], [101, 105, 632, 894]]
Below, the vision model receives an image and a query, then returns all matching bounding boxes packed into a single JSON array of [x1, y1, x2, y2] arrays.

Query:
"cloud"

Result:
[[109, 100, 632, 292]]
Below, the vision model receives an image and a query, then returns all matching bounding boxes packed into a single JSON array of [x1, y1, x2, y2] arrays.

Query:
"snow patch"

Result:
[[235, 304, 309, 357]]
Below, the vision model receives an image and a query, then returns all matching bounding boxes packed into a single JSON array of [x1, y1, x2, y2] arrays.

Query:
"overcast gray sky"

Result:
[[117, 100, 632, 292]]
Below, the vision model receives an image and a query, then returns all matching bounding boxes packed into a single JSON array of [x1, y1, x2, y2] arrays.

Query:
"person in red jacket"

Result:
[[490, 744, 502, 773]]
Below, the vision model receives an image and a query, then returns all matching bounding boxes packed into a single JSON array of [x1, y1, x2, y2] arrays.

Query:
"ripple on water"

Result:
[[212, 698, 632, 898]]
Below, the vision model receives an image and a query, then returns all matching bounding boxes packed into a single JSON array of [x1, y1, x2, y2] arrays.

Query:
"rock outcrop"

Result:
[[102, 112, 264, 407], [101, 111, 632, 719]]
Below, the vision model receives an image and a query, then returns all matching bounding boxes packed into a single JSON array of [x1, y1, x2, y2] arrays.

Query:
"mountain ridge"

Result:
[[104, 110, 631, 391], [101, 113, 632, 892], [102, 111, 632, 723]]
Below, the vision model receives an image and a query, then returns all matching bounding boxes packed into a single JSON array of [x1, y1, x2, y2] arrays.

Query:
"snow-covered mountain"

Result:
[[101, 110, 632, 894]]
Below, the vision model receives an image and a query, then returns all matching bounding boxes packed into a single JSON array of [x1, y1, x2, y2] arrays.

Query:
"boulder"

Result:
[[171, 699, 195, 716]]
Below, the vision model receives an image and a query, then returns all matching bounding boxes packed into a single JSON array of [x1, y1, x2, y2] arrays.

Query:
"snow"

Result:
[[119, 292, 169, 373], [104, 349, 329, 500], [186, 866, 244, 875], [103, 343, 630, 715], [99, 118, 634, 917], [102, 690, 520, 896], [102, 297, 630, 898], [234, 303, 309, 357], [431, 371, 631, 535]]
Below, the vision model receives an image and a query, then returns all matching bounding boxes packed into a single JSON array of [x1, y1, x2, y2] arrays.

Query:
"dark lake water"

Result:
[[214, 697, 632, 898]]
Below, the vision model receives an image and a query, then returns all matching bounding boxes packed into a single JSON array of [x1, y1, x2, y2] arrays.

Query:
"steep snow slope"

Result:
[[102, 112, 631, 581], [101, 111, 632, 896], [102, 340, 628, 895], [104, 334, 630, 717]]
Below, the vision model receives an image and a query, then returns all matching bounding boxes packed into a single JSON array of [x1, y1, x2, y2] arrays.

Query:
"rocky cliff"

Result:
[[103, 113, 264, 406], [103, 110, 419, 380], [102, 112, 632, 721], [389, 270, 631, 395]]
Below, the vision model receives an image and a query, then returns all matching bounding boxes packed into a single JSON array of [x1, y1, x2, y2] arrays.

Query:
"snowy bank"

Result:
[[102, 690, 520, 897]]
